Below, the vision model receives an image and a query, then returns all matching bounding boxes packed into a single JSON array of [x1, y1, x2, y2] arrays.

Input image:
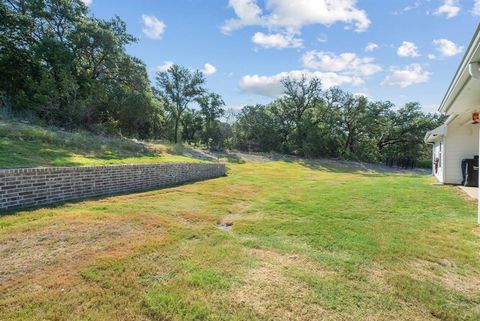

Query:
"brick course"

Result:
[[0, 163, 226, 211]]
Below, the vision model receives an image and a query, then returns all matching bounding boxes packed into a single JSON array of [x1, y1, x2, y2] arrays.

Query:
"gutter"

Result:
[[445, 114, 457, 126], [439, 24, 480, 114]]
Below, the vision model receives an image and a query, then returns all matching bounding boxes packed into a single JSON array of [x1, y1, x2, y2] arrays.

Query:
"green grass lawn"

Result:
[[1, 160, 479, 320], [0, 120, 207, 168]]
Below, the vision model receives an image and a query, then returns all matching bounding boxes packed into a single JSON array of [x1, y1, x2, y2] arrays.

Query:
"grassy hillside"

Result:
[[0, 120, 211, 168]]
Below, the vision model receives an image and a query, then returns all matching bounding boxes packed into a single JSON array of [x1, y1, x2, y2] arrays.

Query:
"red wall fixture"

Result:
[[473, 112, 480, 123]]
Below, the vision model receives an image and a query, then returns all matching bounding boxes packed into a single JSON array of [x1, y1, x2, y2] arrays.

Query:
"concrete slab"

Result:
[[459, 186, 478, 200]]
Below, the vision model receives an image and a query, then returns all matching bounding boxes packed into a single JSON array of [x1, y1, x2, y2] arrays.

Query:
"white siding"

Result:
[[433, 140, 444, 183], [444, 123, 479, 184]]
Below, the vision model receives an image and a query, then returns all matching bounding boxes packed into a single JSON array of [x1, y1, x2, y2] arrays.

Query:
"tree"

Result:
[[181, 108, 203, 142], [0, 0, 161, 138], [234, 104, 282, 152], [275, 76, 325, 154], [379, 102, 446, 160], [155, 64, 206, 143], [232, 77, 444, 164], [0, 0, 87, 122], [197, 92, 225, 147]]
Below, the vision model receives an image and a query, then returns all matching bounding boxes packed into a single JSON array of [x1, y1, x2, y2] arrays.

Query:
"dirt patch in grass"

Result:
[[216, 222, 233, 232], [231, 248, 333, 320], [0, 215, 165, 289]]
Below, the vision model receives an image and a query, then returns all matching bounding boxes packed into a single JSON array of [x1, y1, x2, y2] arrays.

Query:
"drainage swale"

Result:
[[216, 222, 233, 232]]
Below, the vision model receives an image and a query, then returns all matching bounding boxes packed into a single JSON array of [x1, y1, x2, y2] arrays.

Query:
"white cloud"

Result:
[[381, 64, 430, 88], [222, 0, 263, 33], [317, 34, 328, 43], [393, 0, 422, 15], [302, 51, 381, 76], [222, 0, 371, 34], [365, 42, 379, 52], [201, 63, 217, 76], [428, 54, 436, 60], [252, 32, 303, 49], [239, 70, 364, 98], [156, 62, 217, 76], [435, 0, 460, 18], [433, 38, 464, 56], [353, 92, 371, 99], [82, 0, 92, 6], [141, 15, 166, 40], [397, 41, 420, 57], [156, 61, 174, 72], [474, 0, 480, 15], [225, 104, 246, 111]]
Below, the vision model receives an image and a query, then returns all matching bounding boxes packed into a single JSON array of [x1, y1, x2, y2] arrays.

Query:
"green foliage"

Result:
[[197, 93, 227, 149], [155, 64, 206, 143], [233, 77, 445, 163], [417, 159, 433, 169], [233, 104, 282, 152], [181, 108, 204, 143], [0, 0, 161, 138], [0, 2, 230, 145]]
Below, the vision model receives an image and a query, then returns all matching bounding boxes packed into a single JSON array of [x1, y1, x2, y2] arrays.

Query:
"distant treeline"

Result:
[[0, 0, 444, 162], [233, 77, 446, 162]]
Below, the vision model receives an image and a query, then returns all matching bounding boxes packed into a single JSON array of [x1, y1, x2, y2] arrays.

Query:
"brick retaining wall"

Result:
[[0, 163, 226, 211]]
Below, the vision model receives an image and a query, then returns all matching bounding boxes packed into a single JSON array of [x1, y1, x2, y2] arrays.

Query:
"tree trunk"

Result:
[[174, 116, 179, 143], [345, 133, 354, 154]]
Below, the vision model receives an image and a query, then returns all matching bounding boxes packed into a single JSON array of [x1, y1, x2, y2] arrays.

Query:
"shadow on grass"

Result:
[[0, 140, 82, 168], [296, 159, 426, 177], [220, 151, 429, 177], [0, 136, 217, 169], [176, 145, 219, 162], [200, 150, 246, 164]]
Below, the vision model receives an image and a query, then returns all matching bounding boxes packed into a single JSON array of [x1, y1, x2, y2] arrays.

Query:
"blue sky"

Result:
[[85, 0, 480, 113]]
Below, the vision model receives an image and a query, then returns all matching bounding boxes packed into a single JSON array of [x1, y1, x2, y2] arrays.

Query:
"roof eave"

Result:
[[424, 122, 449, 144], [439, 24, 480, 114], [424, 133, 443, 144]]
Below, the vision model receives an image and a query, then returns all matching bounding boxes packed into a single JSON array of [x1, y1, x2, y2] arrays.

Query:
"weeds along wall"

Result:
[[0, 163, 226, 211]]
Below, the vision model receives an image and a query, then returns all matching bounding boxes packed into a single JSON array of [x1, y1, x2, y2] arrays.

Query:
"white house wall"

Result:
[[433, 141, 444, 183], [444, 123, 479, 184]]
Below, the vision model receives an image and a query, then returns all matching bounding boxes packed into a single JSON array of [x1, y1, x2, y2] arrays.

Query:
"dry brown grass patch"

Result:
[[0, 214, 166, 289], [409, 258, 480, 294], [231, 248, 334, 321]]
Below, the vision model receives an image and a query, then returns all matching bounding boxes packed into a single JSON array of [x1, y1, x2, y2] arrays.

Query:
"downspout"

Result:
[[441, 138, 446, 184], [432, 143, 434, 176]]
